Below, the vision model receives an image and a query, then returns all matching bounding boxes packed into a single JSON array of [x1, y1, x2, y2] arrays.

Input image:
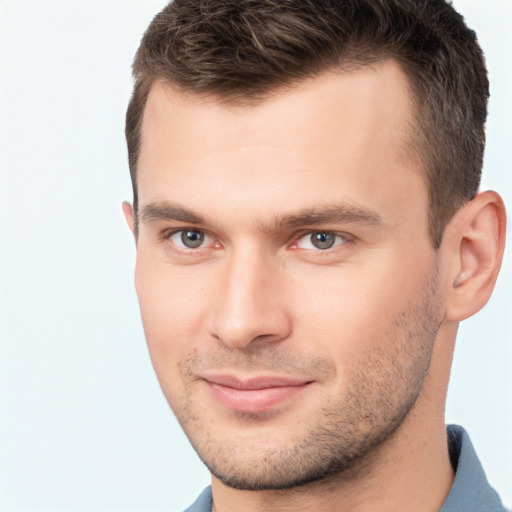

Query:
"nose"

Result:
[[206, 247, 292, 349]]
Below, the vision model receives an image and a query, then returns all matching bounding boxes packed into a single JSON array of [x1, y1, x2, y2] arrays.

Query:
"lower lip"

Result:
[[205, 381, 311, 413]]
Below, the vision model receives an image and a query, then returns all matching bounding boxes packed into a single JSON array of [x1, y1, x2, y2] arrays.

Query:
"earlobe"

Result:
[[122, 201, 136, 234], [444, 191, 506, 322]]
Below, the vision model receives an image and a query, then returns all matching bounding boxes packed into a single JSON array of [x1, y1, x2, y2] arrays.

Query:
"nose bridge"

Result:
[[208, 243, 291, 348]]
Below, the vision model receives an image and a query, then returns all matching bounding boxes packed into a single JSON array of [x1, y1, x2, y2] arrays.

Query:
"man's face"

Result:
[[131, 60, 443, 489]]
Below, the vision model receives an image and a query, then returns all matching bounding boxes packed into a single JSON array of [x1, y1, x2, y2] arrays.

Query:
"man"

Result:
[[122, 0, 508, 510]]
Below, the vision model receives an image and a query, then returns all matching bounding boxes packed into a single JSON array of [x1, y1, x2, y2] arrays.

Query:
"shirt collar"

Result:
[[440, 424, 507, 511]]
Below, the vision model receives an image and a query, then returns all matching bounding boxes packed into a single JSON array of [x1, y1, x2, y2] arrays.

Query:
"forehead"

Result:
[[140, 58, 415, 154], [136, 59, 427, 233]]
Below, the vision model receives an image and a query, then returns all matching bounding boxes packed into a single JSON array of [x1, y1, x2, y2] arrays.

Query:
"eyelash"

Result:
[[162, 228, 218, 253], [293, 231, 351, 251], [161, 228, 353, 254]]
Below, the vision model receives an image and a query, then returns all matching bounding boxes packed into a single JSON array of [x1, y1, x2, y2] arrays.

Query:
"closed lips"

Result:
[[202, 374, 313, 413]]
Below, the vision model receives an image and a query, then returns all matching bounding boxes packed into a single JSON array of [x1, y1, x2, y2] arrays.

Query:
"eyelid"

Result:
[[162, 227, 219, 251], [159, 226, 353, 253], [292, 230, 353, 250], [161, 226, 204, 239]]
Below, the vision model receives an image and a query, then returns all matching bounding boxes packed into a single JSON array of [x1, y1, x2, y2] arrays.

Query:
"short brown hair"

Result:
[[126, 0, 489, 248]]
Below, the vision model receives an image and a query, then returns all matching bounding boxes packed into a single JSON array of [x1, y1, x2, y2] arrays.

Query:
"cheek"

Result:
[[288, 256, 431, 361], [134, 257, 209, 380], [135, 248, 209, 327]]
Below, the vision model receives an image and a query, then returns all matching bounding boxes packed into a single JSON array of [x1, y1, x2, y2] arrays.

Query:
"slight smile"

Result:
[[202, 374, 313, 413]]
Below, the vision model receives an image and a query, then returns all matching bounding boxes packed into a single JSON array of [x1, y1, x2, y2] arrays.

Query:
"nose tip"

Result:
[[206, 255, 292, 349], [211, 320, 287, 349], [209, 287, 292, 348]]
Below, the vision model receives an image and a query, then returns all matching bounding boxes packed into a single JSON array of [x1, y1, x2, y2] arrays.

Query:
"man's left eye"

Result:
[[170, 229, 208, 249], [296, 231, 347, 250]]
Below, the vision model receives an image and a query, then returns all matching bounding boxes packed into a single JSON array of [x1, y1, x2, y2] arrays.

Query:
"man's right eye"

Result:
[[169, 229, 207, 249]]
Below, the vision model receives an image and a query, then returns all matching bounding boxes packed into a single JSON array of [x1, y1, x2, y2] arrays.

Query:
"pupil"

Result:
[[182, 230, 204, 248], [312, 232, 335, 249]]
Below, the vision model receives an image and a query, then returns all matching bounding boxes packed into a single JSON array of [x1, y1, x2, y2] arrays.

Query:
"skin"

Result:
[[124, 59, 506, 512]]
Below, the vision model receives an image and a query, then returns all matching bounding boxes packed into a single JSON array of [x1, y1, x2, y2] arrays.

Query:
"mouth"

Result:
[[201, 374, 313, 413]]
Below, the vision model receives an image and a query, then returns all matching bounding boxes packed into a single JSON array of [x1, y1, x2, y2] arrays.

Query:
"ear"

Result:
[[443, 191, 506, 322], [122, 201, 136, 234]]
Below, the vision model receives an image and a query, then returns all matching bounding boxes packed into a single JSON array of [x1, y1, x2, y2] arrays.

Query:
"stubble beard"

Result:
[[169, 270, 442, 491]]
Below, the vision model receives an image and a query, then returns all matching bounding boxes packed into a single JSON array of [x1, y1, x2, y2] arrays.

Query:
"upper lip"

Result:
[[202, 373, 312, 390]]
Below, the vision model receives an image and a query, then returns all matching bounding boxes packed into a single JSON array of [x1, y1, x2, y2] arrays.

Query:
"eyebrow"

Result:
[[276, 204, 384, 229], [138, 201, 384, 230], [139, 202, 205, 225]]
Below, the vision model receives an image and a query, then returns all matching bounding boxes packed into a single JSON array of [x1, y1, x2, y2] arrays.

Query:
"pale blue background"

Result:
[[0, 1, 510, 510]]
